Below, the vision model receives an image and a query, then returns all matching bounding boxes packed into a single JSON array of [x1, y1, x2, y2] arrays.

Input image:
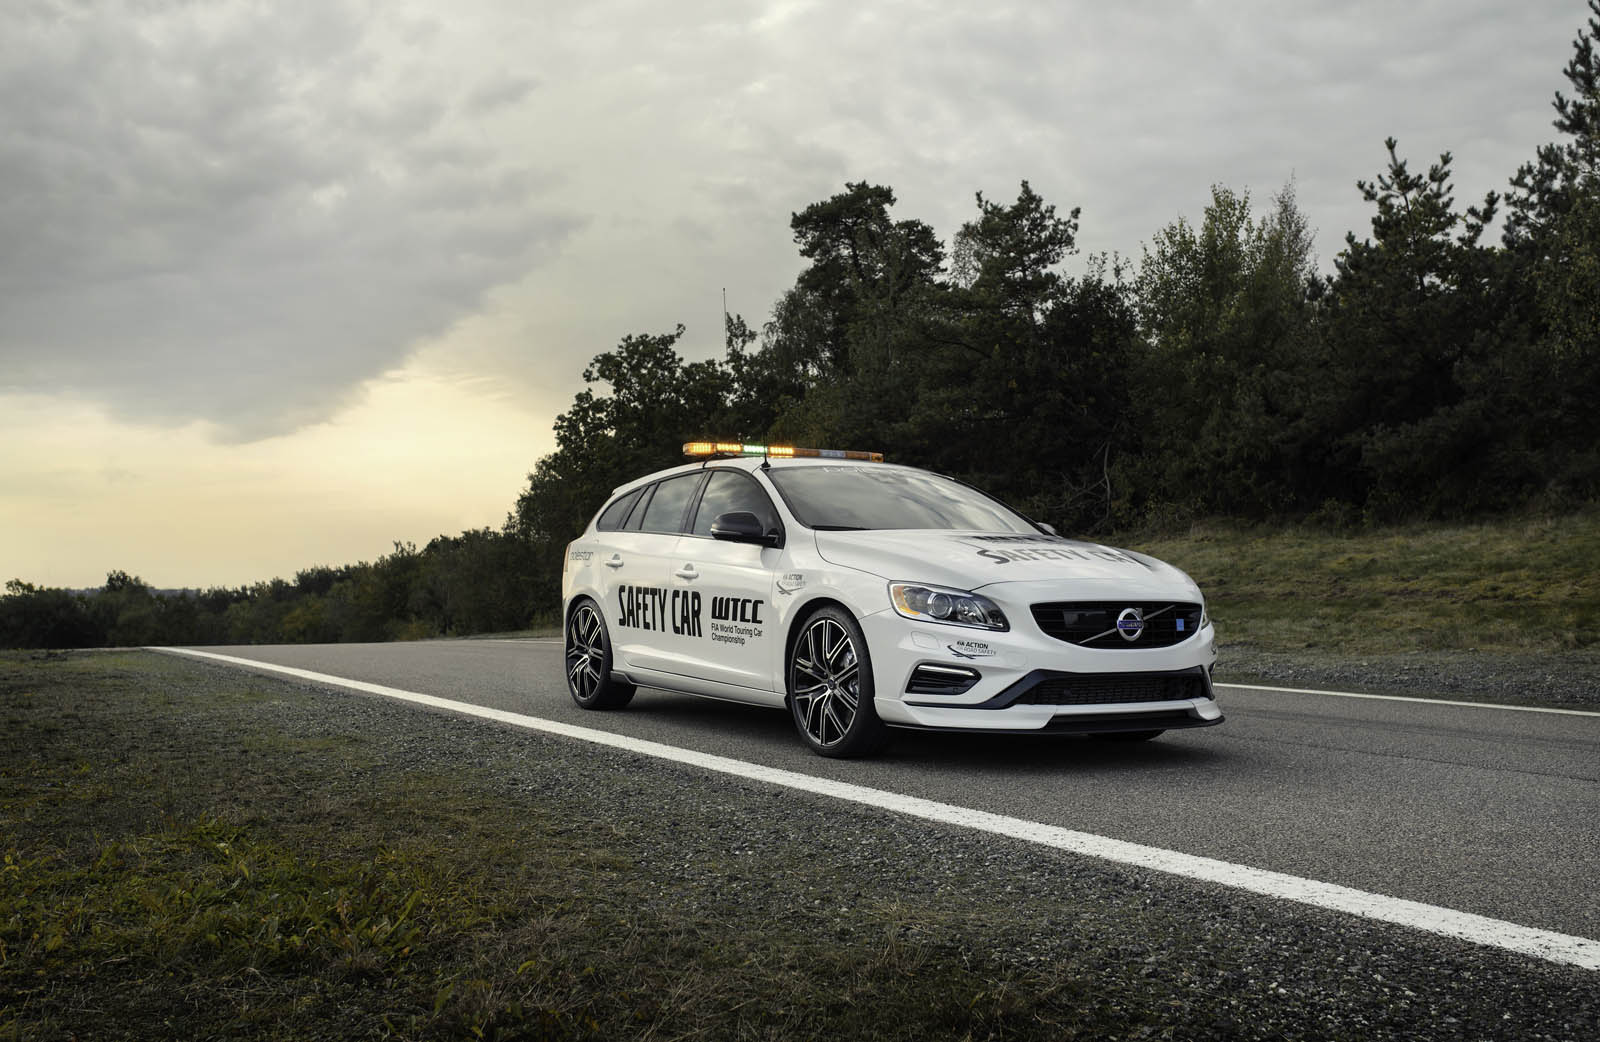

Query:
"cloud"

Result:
[[0, 0, 581, 440], [464, 72, 541, 113], [0, 0, 1582, 447]]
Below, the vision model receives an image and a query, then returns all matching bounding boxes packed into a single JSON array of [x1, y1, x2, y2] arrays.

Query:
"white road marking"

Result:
[[1216, 681, 1600, 717], [157, 646, 1600, 971]]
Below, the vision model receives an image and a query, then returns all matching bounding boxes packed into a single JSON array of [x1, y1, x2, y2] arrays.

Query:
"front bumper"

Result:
[[859, 592, 1221, 733]]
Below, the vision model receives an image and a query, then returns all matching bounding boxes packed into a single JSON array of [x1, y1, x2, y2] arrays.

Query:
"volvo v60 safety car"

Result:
[[561, 442, 1222, 757]]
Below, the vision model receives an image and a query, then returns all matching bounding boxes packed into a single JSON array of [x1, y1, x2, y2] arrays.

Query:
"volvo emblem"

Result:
[[1116, 606, 1146, 641]]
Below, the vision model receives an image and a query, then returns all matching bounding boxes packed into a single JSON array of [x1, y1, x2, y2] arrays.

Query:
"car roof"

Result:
[[608, 455, 900, 498]]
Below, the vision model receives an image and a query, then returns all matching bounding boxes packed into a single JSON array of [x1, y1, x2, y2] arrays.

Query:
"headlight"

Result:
[[888, 582, 1009, 631]]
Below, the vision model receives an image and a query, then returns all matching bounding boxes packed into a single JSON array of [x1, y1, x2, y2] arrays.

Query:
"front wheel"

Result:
[[787, 606, 887, 758], [565, 599, 636, 709]]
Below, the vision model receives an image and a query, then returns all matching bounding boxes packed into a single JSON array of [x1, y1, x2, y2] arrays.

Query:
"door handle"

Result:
[[674, 564, 699, 580], [605, 554, 624, 569]]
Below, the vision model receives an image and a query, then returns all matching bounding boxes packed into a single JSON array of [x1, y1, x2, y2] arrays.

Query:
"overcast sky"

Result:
[[0, 0, 1586, 588]]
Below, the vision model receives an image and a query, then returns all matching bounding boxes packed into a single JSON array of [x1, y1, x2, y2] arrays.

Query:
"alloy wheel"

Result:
[[790, 616, 861, 748], [566, 603, 605, 702]]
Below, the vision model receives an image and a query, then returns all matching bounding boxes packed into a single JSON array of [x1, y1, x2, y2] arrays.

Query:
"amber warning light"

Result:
[[682, 441, 884, 462]]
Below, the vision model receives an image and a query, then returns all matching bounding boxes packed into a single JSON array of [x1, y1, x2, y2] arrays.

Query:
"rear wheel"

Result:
[[564, 599, 635, 709], [787, 606, 887, 758]]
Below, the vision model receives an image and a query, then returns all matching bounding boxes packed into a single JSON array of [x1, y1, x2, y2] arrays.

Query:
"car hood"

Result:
[[812, 530, 1199, 596]]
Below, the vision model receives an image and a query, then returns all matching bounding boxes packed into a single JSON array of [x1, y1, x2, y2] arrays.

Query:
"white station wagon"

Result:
[[562, 443, 1222, 757]]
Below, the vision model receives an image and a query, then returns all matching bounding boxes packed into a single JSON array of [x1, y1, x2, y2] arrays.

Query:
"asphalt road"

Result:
[[185, 638, 1600, 943]]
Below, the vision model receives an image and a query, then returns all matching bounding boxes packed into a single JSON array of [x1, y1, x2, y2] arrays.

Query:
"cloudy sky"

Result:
[[0, 0, 1585, 589]]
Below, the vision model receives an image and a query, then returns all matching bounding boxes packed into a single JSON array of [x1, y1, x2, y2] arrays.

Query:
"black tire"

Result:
[[787, 605, 888, 758], [1092, 729, 1165, 742], [564, 598, 636, 709]]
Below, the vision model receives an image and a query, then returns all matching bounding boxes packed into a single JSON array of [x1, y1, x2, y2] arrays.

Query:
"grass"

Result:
[[3, 651, 1592, 1040], [0, 652, 1172, 1040], [1121, 511, 1600, 654]]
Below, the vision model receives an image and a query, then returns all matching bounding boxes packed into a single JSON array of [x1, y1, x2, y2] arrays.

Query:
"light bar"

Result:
[[682, 441, 884, 462]]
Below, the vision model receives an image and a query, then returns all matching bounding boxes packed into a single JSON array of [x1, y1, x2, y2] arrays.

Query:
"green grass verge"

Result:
[[0, 652, 1213, 1040], [1122, 512, 1600, 654]]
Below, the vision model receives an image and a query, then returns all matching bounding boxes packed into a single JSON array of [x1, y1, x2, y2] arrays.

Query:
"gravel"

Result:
[[168, 653, 1600, 1041], [1216, 642, 1600, 709]]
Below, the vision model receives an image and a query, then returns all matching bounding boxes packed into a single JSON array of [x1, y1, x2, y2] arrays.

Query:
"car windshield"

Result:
[[766, 465, 1038, 532]]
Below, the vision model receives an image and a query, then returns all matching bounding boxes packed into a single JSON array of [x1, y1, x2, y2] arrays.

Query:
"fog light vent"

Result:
[[906, 664, 980, 696]]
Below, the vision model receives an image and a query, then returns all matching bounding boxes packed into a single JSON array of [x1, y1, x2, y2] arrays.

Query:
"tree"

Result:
[[93, 570, 162, 646], [413, 529, 539, 635], [1128, 182, 1317, 517], [907, 183, 1099, 511], [508, 325, 744, 616], [1500, 2, 1600, 502], [0, 582, 102, 648], [1309, 139, 1538, 516], [755, 183, 945, 446], [950, 181, 1079, 315], [783, 182, 944, 374], [1505, 0, 1600, 250]]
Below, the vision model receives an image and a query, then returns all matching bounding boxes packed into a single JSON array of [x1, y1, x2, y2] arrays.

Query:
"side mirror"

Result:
[[711, 511, 777, 546]]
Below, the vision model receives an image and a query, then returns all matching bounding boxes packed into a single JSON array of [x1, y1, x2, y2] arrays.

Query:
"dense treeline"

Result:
[[5, 4, 1598, 649], [0, 532, 542, 649]]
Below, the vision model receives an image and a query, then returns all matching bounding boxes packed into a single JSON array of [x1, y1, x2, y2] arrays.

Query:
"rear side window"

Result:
[[638, 473, 703, 533], [595, 488, 643, 532], [691, 470, 780, 537], [623, 485, 654, 530]]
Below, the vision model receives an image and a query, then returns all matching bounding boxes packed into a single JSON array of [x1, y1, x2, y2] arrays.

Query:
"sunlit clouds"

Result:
[[0, 363, 556, 589]]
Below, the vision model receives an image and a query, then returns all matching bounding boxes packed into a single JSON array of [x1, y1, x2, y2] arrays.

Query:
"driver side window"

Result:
[[691, 470, 780, 537]]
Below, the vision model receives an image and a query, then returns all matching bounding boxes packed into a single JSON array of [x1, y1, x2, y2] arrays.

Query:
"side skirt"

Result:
[[612, 667, 787, 710]]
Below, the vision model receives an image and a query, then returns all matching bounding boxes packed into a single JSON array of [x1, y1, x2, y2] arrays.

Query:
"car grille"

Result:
[[1031, 601, 1202, 649], [1010, 671, 1209, 706]]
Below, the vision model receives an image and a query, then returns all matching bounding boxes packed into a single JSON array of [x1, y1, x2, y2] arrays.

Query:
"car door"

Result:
[[665, 468, 784, 696], [603, 471, 706, 674], [570, 482, 644, 616]]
